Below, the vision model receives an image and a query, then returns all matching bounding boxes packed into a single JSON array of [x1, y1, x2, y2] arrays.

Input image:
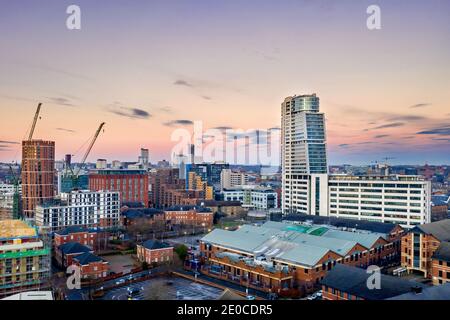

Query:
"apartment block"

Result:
[[89, 169, 149, 207], [35, 190, 121, 232], [0, 220, 50, 298]]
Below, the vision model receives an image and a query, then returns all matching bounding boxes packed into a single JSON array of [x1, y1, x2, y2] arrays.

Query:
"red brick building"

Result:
[[199, 221, 400, 297], [55, 242, 93, 267], [401, 219, 450, 284], [72, 252, 109, 280], [54, 226, 108, 252], [21, 140, 55, 218], [321, 264, 426, 300], [89, 169, 149, 207], [137, 240, 173, 265], [164, 205, 214, 229]]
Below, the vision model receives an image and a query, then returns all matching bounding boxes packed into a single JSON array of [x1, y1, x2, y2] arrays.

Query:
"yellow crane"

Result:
[[28, 103, 42, 140]]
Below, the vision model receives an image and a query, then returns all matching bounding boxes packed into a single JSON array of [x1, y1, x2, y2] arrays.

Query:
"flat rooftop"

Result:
[[0, 220, 37, 239]]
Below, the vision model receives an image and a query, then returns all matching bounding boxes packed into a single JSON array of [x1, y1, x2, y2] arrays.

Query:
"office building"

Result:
[[89, 169, 149, 207], [35, 190, 121, 232], [328, 175, 431, 227], [222, 185, 278, 210], [21, 140, 55, 218], [220, 169, 249, 190]]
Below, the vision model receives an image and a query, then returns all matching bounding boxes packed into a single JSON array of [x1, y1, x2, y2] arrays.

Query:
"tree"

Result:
[[174, 244, 189, 261]]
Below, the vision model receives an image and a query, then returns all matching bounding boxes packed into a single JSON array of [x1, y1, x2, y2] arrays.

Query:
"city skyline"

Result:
[[1, 0, 450, 165]]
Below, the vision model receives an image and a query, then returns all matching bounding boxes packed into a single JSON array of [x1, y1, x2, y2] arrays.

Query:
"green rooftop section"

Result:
[[284, 225, 312, 233], [0, 248, 50, 260], [308, 227, 329, 236], [283, 224, 328, 236]]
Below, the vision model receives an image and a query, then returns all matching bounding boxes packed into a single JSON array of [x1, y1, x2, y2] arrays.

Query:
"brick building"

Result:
[[199, 221, 400, 296], [321, 264, 426, 300], [72, 252, 109, 280], [137, 240, 173, 265], [89, 169, 148, 207], [195, 200, 246, 217], [401, 219, 450, 284], [21, 140, 55, 218], [54, 226, 108, 252], [149, 168, 185, 208], [55, 242, 93, 268], [165, 205, 214, 229]]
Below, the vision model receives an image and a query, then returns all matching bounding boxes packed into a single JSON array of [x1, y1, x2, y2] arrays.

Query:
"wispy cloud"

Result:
[[0, 140, 19, 145], [417, 126, 450, 136], [46, 96, 76, 107], [164, 119, 194, 127], [374, 134, 389, 139], [108, 103, 151, 120], [373, 122, 404, 129], [387, 115, 426, 122], [173, 80, 193, 87], [410, 103, 432, 109], [56, 128, 76, 133]]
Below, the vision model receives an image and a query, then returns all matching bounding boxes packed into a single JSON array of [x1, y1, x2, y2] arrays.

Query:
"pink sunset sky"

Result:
[[0, 0, 449, 165]]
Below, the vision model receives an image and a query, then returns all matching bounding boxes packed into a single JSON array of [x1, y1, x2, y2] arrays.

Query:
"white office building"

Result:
[[222, 185, 278, 210], [220, 169, 249, 190], [327, 175, 431, 227], [35, 190, 121, 231]]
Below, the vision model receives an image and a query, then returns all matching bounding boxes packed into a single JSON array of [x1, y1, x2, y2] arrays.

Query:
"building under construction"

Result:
[[0, 219, 51, 298]]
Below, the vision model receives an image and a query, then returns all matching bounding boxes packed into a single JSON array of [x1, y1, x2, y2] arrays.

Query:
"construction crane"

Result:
[[72, 122, 106, 179], [28, 103, 42, 140], [8, 164, 20, 219]]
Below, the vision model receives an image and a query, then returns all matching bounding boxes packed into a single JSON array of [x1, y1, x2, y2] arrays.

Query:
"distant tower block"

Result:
[[139, 148, 149, 168]]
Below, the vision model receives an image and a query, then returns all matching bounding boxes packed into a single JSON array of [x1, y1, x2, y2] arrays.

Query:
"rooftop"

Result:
[[201, 221, 386, 267], [73, 252, 105, 265], [414, 219, 450, 242], [0, 220, 37, 239], [283, 214, 401, 235], [432, 242, 450, 263], [54, 226, 101, 236], [388, 283, 450, 300], [142, 240, 173, 250], [321, 264, 426, 300], [59, 242, 92, 255], [165, 205, 212, 213]]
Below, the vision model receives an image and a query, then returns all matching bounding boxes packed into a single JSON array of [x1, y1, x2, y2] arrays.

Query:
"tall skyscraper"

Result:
[[21, 140, 55, 218], [281, 94, 328, 215]]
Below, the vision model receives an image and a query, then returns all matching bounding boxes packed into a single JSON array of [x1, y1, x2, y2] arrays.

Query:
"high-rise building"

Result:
[[281, 94, 327, 215], [139, 148, 149, 169], [21, 140, 55, 218]]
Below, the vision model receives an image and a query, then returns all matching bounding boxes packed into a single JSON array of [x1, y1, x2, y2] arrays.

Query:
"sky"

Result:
[[0, 0, 449, 165]]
